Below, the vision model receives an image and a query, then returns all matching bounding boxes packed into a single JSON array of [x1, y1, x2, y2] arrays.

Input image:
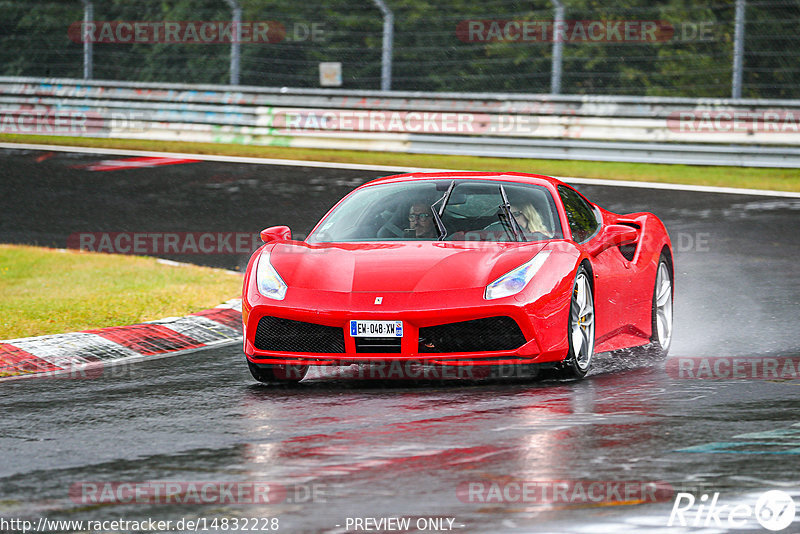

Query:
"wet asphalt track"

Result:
[[1, 147, 800, 533]]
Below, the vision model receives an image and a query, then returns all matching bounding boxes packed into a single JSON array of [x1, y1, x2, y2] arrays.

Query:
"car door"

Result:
[[557, 185, 629, 343]]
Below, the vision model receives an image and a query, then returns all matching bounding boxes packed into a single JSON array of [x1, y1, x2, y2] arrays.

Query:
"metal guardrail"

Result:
[[2, 76, 800, 167]]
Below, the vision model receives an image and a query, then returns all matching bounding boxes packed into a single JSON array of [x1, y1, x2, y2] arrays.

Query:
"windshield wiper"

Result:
[[498, 184, 526, 242], [430, 180, 455, 241]]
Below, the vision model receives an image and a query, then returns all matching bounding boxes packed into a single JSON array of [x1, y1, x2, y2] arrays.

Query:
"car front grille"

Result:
[[354, 337, 402, 353], [419, 316, 526, 353], [254, 316, 345, 353]]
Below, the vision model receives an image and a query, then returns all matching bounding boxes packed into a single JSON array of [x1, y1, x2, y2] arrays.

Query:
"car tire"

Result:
[[247, 360, 309, 383], [645, 253, 673, 358], [556, 265, 595, 379]]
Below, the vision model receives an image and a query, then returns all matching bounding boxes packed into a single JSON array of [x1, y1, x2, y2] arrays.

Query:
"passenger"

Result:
[[512, 203, 552, 237], [408, 202, 437, 238]]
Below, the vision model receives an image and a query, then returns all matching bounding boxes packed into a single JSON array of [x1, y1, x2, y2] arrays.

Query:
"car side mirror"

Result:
[[588, 224, 639, 257], [260, 225, 292, 243]]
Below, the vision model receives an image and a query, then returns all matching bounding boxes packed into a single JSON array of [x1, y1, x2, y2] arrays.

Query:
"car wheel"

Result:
[[247, 360, 309, 383], [557, 266, 595, 379], [648, 255, 673, 358]]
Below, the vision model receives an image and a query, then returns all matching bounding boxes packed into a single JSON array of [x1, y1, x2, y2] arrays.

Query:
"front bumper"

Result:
[[243, 286, 567, 366]]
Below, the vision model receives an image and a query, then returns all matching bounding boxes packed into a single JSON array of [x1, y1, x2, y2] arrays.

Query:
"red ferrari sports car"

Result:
[[242, 172, 673, 383]]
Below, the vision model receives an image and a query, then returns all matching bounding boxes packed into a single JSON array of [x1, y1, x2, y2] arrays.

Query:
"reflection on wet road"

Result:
[[2, 348, 798, 532], [1, 148, 800, 532]]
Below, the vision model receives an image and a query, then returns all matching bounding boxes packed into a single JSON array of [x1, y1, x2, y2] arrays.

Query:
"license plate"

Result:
[[349, 320, 403, 338]]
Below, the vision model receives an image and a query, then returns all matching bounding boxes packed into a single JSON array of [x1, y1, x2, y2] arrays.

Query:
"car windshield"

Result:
[[307, 179, 563, 243]]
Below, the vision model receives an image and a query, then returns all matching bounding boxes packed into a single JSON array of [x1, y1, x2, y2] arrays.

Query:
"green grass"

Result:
[[2, 133, 799, 192], [0, 244, 243, 340]]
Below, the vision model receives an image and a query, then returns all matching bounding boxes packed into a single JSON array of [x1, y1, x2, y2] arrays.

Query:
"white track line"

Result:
[[560, 176, 800, 198], [2, 141, 799, 198], [0, 142, 449, 173]]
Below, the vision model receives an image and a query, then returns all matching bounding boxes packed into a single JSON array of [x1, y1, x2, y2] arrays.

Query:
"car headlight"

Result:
[[484, 250, 551, 300], [256, 250, 287, 300]]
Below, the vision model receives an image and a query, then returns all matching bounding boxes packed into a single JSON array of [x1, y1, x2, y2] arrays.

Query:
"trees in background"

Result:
[[1, 0, 797, 98]]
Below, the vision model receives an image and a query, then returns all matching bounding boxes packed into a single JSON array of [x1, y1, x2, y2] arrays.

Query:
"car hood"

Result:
[[268, 241, 549, 293]]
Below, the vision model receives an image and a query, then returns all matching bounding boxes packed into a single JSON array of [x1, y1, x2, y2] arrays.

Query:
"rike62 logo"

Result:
[[669, 490, 796, 531]]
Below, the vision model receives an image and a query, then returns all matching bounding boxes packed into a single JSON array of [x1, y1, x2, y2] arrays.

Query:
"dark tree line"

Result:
[[1, 0, 798, 98]]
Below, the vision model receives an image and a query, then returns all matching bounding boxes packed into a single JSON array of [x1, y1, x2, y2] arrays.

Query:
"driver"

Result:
[[408, 203, 437, 238]]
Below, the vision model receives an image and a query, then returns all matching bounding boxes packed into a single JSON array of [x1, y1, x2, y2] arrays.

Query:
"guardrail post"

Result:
[[550, 0, 564, 95], [81, 0, 93, 79], [371, 0, 393, 91], [732, 0, 746, 99], [224, 0, 242, 86]]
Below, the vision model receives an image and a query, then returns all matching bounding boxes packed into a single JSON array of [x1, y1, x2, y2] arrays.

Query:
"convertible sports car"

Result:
[[242, 172, 673, 383]]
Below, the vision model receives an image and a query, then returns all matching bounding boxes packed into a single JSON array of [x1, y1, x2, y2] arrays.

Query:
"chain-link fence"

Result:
[[1, 0, 798, 98]]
